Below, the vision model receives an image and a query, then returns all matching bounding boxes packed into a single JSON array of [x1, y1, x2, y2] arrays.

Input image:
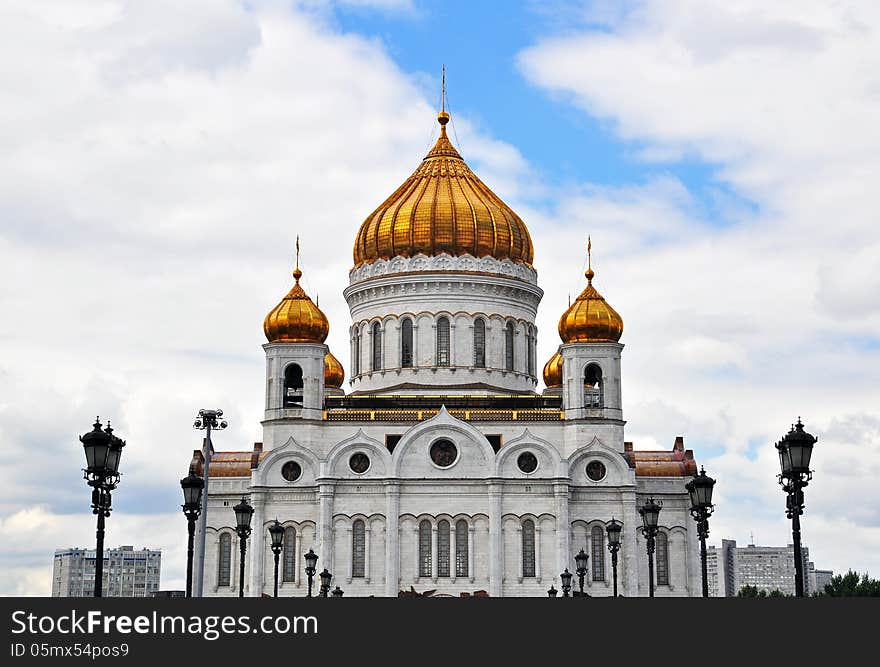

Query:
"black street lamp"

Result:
[[547, 585, 558, 597], [268, 520, 285, 598], [318, 568, 332, 598], [331, 586, 345, 598], [304, 548, 318, 598], [560, 568, 573, 597], [574, 549, 589, 596], [80, 417, 125, 598], [606, 518, 622, 598], [180, 466, 204, 598], [639, 497, 662, 598], [776, 418, 817, 598], [686, 467, 716, 598], [233, 497, 253, 599]]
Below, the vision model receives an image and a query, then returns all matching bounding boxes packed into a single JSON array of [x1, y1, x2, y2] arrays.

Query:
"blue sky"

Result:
[[330, 0, 736, 221], [1, 0, 878, 594]]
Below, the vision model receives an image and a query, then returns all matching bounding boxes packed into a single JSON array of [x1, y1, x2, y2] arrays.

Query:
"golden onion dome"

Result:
[[263, 252, 330, 344], [352, 110, 534, 267], [542, 350, 563, 388], [324, 350, 345, 388], [558, 241, 623, 343]]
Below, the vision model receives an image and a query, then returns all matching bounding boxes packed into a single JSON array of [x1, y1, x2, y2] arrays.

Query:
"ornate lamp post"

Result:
[[318, 568, 332, 598], [233, 497, 253, 598], [560, 569, 573, 597], [268, 520, 285, 598], [80, 417, 125, 598], [686, 467, 716, 598], [304, 548, 318, 598], [547, 585, 558, 597], [574, 549, 589, 596], [639, 497, 662, 598], [180, 466, 204, 598], [331, 586, 345, 598], [606, 518, 622, 598], [776, 418, 817, 598], [192, 409, 227, 597]]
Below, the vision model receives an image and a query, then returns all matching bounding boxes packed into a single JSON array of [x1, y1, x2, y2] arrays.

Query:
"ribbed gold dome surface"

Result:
[[324, 351, 345, 388], [558, 247, 623, 343], [352, 112, 534, 267], [542, 350, 563, 388], [263, 263, 329, 344]]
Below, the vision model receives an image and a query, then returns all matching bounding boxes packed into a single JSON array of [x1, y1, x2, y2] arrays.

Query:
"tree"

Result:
[[819, 570, 880, 597], [737, 585, 790, 598]]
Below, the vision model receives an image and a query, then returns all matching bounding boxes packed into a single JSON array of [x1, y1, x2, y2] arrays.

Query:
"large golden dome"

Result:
[[558, 244, 623, 343], [542, 350, 563, 388], [264, 259, 329, 344], [324, 350, 344, 388], [353, 111, 534, 267]]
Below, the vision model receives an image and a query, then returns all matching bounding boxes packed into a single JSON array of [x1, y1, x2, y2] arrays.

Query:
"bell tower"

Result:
[[551, 239, 624, 421], [262, 239, 330, 422]]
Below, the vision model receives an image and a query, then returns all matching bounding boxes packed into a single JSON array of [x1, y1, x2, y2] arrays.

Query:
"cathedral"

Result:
[[189, 105, 702, 597]]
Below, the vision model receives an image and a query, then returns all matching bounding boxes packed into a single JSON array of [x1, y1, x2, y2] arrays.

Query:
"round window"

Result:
[[586, 460, 606, 482], [349, 452, 370, 474], [281, 461, 302, 482], [517, 451, 538, 474], [429, 439, 458, 468]]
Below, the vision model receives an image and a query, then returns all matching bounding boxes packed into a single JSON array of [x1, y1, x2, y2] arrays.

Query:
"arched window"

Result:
[[282, 527, 296, 583], [591, 526, 605, 582], [401, 318, 413, 368], [418, 520, 432, 577], [527, 325, 536, 376], [371, 322, 382, 371], [522, 519, 536, 578], [437, 520, 450, 577], [455, 520, 469, 577], [505, 322, 515, 371], [436, 317, 450, 367], [218, 533, 231, 587], [352, 520, 366, 578], [473, 319, 486, 368], [584, 363, 603, 409], [656, 532, 669, 586], [353, 327, 361, 376], [283, 363, 303, 407]]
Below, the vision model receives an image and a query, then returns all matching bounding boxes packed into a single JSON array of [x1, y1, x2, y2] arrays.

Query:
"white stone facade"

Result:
[[194, 253, 704, 597]]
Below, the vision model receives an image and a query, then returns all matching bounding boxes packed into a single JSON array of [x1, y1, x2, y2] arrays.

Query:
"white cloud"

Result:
[[0, 0, 526, 594], [519, 0, 880, 575]]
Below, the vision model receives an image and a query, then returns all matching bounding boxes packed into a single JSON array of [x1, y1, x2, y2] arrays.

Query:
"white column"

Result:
[[554, 481, 571, 576], [346, 525, 353, 583], [516, 525, 523, 583], [535, 525, 543, 583], [413, 527, 420, 582], [468, 525, 475, 583], [623, 497, 640, 596], [364, 524, 372, 584], [249, 493, 265, 597], [450, 526, 457, 583], [431, 524, 439, 582], [294, 530, 302, 587], [488, 483, 503, 597], [317, 481, 335, 576], [384, 484, 400, 597]]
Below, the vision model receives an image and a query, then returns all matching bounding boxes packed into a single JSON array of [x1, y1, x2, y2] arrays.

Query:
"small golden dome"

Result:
[[543, 350, 563, 388], [353, 111, 534, 268], [263, 253, 329, 344], [324, 351, 345, 388], [558, 242, 623, 343]]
